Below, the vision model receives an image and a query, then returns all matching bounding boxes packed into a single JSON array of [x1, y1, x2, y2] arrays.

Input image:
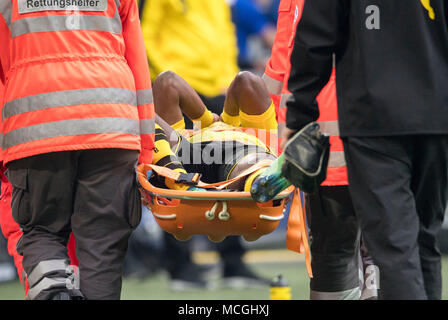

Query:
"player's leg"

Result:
[[222, 73, 288, 201], [221, 72, 283, 198], [152, 122, 190, 191], [224, 71, 271, 116], [153, 71, 215, 130], [223, 71, 276, 130]]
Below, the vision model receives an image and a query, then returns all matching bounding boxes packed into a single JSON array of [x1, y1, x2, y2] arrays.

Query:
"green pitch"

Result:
[[0, 251, 448, 300]]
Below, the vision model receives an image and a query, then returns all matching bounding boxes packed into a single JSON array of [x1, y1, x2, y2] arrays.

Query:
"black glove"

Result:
[[281, 122, 330, 194]]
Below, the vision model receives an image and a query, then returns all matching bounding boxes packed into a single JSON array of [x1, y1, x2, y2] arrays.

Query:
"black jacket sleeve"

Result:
[[286, 0, 349, 130]]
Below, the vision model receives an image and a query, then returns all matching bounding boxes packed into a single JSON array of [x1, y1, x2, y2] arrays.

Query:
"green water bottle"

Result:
[[270, 274, 291, 300]]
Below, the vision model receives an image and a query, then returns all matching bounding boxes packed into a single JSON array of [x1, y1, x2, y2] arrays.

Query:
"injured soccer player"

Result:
[[150, 70, 291, 202]]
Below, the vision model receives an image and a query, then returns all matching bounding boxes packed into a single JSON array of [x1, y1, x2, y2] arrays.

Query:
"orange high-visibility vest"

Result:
[[263, 0, 347, 186], [0, 0, 155, 165], [0, 80, 4, 162]]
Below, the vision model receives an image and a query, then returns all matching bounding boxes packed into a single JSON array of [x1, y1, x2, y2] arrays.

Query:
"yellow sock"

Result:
[[171, 118, 186, 131], [191, 109, 214, 129], [240, 102, 277, 130], [221, 110, 241, 127]]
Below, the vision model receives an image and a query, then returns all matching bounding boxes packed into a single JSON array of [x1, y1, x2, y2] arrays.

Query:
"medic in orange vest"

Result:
[[263, 0, 347, 186], [0, 0, 154, 300], [0, 18, 78, 299], [0, 0, 154, 164]]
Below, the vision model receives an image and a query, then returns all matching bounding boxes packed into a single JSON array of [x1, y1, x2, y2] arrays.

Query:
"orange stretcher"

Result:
[[136, 128, 313, 277]]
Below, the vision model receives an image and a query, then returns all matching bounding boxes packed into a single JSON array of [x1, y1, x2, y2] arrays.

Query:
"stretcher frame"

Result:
[[137, 166, 295, 242], [136, 127, 312, 277]]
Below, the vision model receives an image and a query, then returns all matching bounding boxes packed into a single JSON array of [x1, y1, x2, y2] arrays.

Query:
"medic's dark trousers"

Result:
[[306, 186, 362, 299], [6, 149, 141, 300], [343, 135, 448, 300]]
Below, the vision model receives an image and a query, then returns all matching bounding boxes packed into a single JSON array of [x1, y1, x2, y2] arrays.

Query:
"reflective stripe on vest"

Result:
[[11, 10, 122, 38], [136, 89, 153, 106], [136, 89, 155, 135], [0, 1, 12, 26], [262, 74, 283, 96], [3, 117, 140, 149], [328, 151, 346, 168], [279, 93, 291, 110], [318, 121, 346, 168], [319, 120, 339, 137], [2, 3, 122, 38], [3, 88, 137, 119], [140, 118, 155, 135]]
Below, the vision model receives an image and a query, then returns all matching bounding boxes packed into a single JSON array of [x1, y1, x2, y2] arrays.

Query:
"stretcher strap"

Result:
[[286, 189, 313, 278], [146, 159, 274, 190]]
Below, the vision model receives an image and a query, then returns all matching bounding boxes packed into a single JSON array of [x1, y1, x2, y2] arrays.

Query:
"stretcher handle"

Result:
[[146, 159, 273, 190], [137, 163, 295, 200], [286, 189, 313, 278]]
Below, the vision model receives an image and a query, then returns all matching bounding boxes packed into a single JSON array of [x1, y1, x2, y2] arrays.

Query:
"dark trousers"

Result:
[[306, 186, 361, 298], [7, 149, 141, 299], [343, 135, 448, 300]]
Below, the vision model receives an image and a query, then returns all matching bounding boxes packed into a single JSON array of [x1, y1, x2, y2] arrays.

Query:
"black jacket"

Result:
[[286, 0, 448, 137]]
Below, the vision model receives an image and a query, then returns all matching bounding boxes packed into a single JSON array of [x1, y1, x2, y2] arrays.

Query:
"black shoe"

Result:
[[221, 263, 270, 289], [169, 263, 215, 291]]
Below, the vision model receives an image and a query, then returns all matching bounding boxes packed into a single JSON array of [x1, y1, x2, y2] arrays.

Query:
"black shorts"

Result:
[[175, 136, 268, 183]]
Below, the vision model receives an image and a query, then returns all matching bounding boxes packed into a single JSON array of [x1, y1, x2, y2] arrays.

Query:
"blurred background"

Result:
[[230, 0, 280, 74], [0, 0, 447, 300]]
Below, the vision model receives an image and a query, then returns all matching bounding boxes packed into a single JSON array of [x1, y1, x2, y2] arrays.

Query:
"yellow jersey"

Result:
[[140, 0, 240, 97], [188, 122, 269, 151]]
